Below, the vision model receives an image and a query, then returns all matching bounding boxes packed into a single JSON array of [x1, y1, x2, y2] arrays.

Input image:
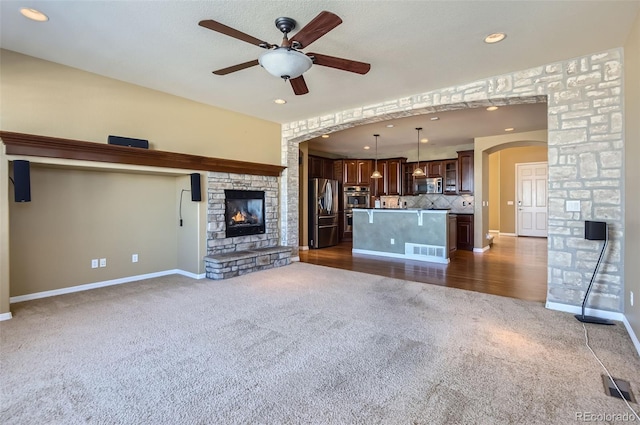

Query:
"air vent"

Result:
[[405, 243, 445, 261], [602, 375, 636, 403]]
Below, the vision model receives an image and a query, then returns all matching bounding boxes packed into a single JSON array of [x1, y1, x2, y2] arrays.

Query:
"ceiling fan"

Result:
[[198, 11, 371, 95]]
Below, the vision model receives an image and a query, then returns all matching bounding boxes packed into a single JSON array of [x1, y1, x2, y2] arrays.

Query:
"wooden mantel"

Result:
[[0, 131, 286, 177]]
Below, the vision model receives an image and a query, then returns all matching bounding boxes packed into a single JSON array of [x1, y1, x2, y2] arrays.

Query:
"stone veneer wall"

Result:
[[207, 172, 279, 255], [280, 48, 624, 312]]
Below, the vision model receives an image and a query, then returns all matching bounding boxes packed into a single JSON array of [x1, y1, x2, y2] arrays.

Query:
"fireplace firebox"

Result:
[[224, 190, 266, 238]]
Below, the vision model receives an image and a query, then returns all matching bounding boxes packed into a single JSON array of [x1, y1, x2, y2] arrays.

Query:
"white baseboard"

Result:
[[0, 312, 13, 321], [299, 246, 310, 251], [499, 232, 517, 237], [9, 269, 202, 304], [473, 245, 490, 253], [488, 229, 500, 233], [175, 270, 206, 280], [546, 301, 640, 357]]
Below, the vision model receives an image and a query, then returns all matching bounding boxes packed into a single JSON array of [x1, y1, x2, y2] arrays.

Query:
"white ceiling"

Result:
[[1, 1, 638, 158]]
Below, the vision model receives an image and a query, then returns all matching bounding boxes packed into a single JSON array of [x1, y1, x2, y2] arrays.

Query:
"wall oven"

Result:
[[344, 186, 370, 209]]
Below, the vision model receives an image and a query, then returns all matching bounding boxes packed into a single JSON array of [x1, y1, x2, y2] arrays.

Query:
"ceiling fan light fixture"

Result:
[[20, 7, 48, 21], [258, 48, 312, 80]]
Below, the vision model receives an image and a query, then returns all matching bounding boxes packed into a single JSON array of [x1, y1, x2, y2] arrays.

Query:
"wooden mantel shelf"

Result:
[[0, 131, 286, 177]]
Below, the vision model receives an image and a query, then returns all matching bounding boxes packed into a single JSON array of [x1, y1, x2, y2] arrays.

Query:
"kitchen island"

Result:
[[352, 208, 454, 263]]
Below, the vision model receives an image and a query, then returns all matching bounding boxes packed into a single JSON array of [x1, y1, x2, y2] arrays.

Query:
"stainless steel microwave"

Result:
[[414, 177, 443, 194]]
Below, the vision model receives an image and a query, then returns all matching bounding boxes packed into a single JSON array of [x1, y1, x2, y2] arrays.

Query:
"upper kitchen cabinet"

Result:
[[357, 160, 372, 186], [458, 150, 474, 194], [343, 159, 372, 186], [385, 158, 405, 195], [372, 158, 405, 197], [309, 155, 334, 180], [443, 159, 458, 195], [427, 161, 442, 177]]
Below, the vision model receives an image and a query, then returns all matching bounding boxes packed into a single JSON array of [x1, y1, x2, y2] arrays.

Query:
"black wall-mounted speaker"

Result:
[[585, 220, 607, 241], [190, 173, 202, 202], [107, 135, 149, 149], [13, 160, 31, 202]]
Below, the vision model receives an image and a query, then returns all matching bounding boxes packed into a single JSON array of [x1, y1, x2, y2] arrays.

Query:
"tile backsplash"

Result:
[[379, 194, 474, 214]]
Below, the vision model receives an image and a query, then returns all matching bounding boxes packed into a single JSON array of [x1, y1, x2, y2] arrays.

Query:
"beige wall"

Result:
[[0, 49, 281, 164], [8, 165, 179, 297], [624, 11, 640, 345], [490, 147, 548, 234], [0, 50, 282, 312]]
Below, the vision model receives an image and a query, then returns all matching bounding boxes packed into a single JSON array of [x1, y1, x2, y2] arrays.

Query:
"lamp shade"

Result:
[[371, 170, 382, 179], [412, 167, 426, 177], [258, 48, 313, 79]]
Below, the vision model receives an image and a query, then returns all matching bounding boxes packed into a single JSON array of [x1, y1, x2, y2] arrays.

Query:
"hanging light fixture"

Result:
[[371, 134, 382, 179], [412, 127, 426, 177]]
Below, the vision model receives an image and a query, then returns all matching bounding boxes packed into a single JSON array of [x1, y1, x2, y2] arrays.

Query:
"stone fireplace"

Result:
[[204, 172, 291, 279]]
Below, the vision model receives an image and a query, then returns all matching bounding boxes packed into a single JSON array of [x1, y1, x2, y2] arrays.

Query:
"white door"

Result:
[[516, 162, 548, 237]]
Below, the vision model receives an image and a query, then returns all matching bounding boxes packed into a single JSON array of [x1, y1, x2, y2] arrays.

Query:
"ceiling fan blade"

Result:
[[199, 20, 269, 47], [290, 11, 342, 49], [290, 76, 309, 95], [212, 59, 259, 75], [308, 53, 371, 74]]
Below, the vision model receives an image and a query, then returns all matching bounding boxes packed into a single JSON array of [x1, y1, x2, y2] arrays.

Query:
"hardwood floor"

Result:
[[299, 235, 548, 302]]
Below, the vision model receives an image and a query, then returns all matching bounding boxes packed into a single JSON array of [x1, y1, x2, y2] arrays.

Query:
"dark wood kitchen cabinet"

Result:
[[457, 214, 474, 251], [357, 160, 371, 186], [342, 159, 372, 186], [428, 160, 442, 177], [443, 159, 458, 194], [308, 155, 334, 180], [372, 158, 405, 196], [343, 160, 358, 185], [458, 150, 474, 194]]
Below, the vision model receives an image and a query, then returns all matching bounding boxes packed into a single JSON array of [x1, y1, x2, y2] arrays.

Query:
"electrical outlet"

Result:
[[99, 258, 107, 268], [566, 200, 581, 212], [631, 291, 634, 307], [91, 259, 99, 269], [132, 254, 138, 263], [390, 238, 395, 245]]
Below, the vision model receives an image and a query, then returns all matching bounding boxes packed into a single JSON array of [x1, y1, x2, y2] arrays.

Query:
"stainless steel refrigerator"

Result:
[[309, 178, 339, 248]]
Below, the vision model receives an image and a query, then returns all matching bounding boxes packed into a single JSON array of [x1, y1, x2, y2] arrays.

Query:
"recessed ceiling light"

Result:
[[20, 7, 48, 21], [420, 138, 429, 143], [486, 106, 499, 111], [386, 124, 394, 128], [504, 127, 515, 132], [484, 33, 506, 44], [321, 134, 329, 139], [363, 146, 370, 150], [430, 116, 439, 121], [273, 98, 286, 105]]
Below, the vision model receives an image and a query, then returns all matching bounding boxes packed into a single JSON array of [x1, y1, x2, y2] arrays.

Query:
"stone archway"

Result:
[[281, 48, 624, 312]]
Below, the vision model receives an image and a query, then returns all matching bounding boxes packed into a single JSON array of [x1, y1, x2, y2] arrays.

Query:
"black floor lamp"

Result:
[[575, 220, 614, 325]]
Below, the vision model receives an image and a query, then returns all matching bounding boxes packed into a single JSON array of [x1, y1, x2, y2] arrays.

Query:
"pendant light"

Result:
[[371, 134, 382, 179], [412, 127, 426, 177]]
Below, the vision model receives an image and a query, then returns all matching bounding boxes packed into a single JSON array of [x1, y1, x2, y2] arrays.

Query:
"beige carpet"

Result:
[[1, 262, 639, 424]]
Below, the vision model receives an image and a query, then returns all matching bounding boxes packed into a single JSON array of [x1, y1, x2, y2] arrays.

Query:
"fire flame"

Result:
[[232, 211, 245, 222]]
